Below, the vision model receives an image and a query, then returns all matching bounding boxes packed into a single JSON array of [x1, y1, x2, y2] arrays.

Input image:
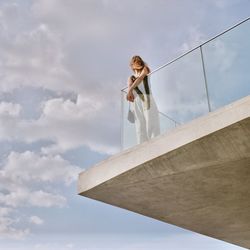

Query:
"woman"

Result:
[[127, 55, 160, 144]]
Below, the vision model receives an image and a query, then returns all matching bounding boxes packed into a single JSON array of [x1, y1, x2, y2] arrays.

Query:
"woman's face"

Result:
[[131, 62, 143, 71]]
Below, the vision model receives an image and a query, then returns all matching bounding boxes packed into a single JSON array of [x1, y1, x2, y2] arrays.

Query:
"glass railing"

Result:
[[121, 17, 250, 150]]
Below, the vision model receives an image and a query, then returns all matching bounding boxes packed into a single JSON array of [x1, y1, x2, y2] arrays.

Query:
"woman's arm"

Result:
[[128, 66, 149, 91], [127, 76, 133, 88], [126, 76, 135, 102]]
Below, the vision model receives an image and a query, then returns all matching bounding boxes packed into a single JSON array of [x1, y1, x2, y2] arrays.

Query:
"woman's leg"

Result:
[[144, 95, 160, 139], [133, 97, 148, 144]]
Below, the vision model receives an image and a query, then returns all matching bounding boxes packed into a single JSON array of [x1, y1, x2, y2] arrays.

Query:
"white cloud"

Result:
[[0, 7, 121, 153], [29, 215, 44, 225], [0, 207, 12, 217], [0, 102, 21, 117], [0, 150, 81, 238], [2, 151, 81, 186], [0, 18, 73, 93], [34, 243, 58, 250], [33, 242, 76, 250], [0, 150, 81, 200], [0, 189, 66, 208], [37, 95, 119, 154], [178, 26, 206, 53], [205, 39, 237, 72], [213, 0, 243, 9], [65, 243, 74, 249], [30, 190, 66, 207], [0, 94, 120, 154], [214, 0, 228, 9], [0, 206, 29, 240]]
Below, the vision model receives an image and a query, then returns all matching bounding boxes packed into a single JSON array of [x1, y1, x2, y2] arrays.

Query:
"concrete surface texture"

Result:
[[78, 95, 250, 249]]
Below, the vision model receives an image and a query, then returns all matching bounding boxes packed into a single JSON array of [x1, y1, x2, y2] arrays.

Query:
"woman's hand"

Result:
[[126, 89, 134, 102]]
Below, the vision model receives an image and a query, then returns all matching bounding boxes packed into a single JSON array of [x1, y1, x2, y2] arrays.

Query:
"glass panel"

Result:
[[121, 90, 137, 150], [202, 19, 250, 110], [121, 90, 177, 150], [159, 112, 177, 135], [149, 47, 209, 125]]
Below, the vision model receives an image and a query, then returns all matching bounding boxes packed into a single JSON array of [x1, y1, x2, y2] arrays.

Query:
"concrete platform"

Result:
[[78, 95, 250, 249]]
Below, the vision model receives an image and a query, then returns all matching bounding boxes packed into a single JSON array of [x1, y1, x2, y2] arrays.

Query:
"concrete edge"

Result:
[[78, 95, 250, 194]]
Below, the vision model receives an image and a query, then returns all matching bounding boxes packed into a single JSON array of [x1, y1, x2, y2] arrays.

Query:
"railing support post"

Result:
[[200, 45, 211, 112], [120, 90, 124, 150]]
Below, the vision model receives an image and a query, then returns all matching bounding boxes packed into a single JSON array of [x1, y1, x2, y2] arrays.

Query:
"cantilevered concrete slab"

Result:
[[78, 95, 250, 249]]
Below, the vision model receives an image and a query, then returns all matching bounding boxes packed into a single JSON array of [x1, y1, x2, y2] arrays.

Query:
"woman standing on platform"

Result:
[[127, 55, 160, 144]]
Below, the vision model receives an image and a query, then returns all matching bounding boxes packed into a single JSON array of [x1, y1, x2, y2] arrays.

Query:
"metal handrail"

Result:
[[121, 16, 250, 91]]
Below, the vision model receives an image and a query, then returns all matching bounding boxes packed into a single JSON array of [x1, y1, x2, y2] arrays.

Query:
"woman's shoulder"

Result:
[[127, 75, 136, 85]]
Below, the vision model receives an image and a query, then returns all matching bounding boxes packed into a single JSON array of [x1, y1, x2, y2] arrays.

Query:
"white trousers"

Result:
[[132, 94, 160, 144]]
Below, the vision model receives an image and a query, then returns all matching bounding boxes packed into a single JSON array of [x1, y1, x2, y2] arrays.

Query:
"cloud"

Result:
[[1, 151, 81, 186], [0, 102, 21, 117], [213, 0, 244, 9], [0, 189, 67, 208], [37, 95, 120, 154], [0, 0, 128, 94], [0, 0, 122, 154], [29, 216, 44, 225], [0, 95, 120, 154], [0, 151, 81, 201], [214, 0, 229, 9], [0, 207, 12, 217], [33, 242, 76, 250], [178, 26, 206, 53], [0, 150, 81, 238], [0, 207, 29, 240], [203, 38, 237, 73], [0, 22, 73, 93]]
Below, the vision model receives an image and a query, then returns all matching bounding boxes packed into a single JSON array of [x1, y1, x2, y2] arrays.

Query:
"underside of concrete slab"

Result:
[[78, 95, 250, 249]]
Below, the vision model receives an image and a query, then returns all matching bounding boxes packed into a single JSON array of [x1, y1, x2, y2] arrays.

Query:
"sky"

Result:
[[0, 0, 249, 249]]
